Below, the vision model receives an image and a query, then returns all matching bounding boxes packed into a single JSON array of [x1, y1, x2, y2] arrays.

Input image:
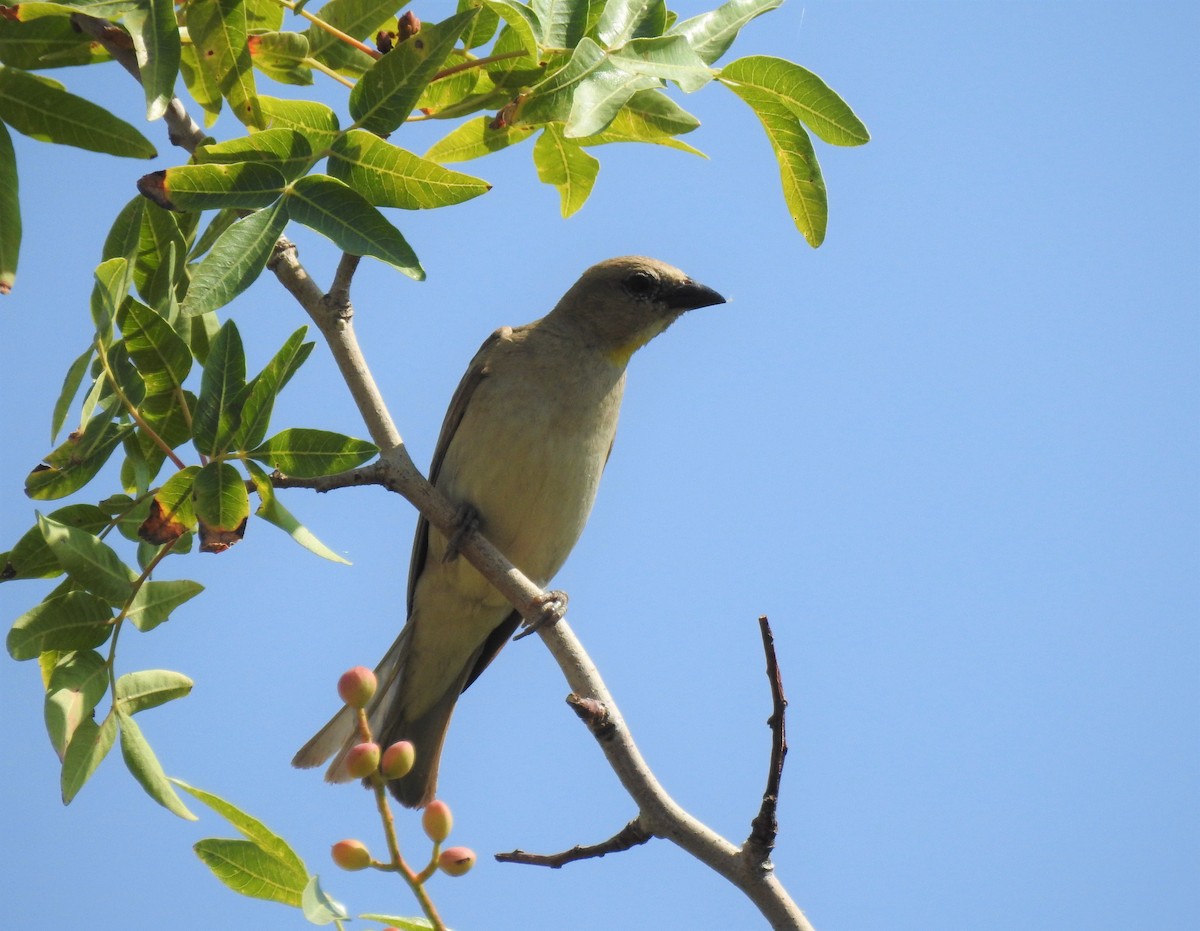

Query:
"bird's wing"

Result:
[[406, 325, 512, 616]]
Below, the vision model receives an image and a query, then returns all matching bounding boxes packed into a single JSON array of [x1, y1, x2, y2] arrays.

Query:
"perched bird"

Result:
[[293, 256, 725, 807]]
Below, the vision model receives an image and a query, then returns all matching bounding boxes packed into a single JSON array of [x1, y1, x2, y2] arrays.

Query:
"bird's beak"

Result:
[[666, 279, 726, 312]]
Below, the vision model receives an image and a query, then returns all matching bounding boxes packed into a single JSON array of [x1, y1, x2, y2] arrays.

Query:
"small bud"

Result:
[[345, 742, 381, 779], [397, 10, 420, 41], [331, 839, 370, 871], [337, 666, 376, 708], [437, 846, 476, 877], [381, 740, 416, 779], [422, 799, 453, 843]]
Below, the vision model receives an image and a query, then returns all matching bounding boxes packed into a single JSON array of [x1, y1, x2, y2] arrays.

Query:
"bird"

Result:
[[293, 256, 725, 807]]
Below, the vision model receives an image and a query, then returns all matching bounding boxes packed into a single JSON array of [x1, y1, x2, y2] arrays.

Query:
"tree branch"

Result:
[[745, 616, 788, 868], [495, 817, 652, 868]]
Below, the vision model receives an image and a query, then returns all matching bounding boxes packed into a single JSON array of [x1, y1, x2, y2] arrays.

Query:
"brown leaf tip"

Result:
[[137, 170, 176, 211]]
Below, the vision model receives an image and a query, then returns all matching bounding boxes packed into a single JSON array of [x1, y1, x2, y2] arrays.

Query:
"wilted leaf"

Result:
[[193, 461, 249, 552]]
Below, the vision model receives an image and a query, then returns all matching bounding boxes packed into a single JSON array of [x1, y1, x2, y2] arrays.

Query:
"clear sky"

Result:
[[1, 3, 1196, 930]]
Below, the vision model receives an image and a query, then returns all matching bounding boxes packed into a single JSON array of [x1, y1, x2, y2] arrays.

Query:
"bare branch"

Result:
[[744, 615, 789, 868], [267, 463, 388, 493], [328, 253, 362, 308], [495, 818, 652, 868]]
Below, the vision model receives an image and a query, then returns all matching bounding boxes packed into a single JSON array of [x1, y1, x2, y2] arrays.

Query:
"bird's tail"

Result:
[[291, 625, 478, 809]]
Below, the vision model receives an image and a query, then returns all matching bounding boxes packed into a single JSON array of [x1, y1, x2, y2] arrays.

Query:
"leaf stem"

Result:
[[277, 0, 381, 60], [94, 337, 188, 471], [305, 56, 355, 89]]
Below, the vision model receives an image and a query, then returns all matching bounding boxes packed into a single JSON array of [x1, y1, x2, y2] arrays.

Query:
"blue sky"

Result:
[[1, 3, 1196, 930]]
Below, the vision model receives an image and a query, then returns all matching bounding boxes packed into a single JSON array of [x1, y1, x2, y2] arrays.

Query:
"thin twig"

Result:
[[744, 615, 789, 869], [495, 818, 653, 868]]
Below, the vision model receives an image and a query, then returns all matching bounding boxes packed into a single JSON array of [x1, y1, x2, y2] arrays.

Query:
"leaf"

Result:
[[245, 460, 349, 564], [139, 465, 200, 545], [302, 0, 400, 76], [301, 875, 349, 925], [187, 0, 265, 129], [484, 1, 541, 59], [132, 389, 195, 481], [119, 300, 192, 396], [460, 0, 500, 48], [44, 650, 109, 760], [50, 346, 94, 442], [179, 41, 222, 125], [258, 95, 340, 153], [2, 503, 110, 582], [424, 114, 536, 163], [6, 589, 114, 660], [25, 412, 133, 500], [124, 0, 181, 120], [720, 76, 827, 246], [118, 710, 197, 819], [720, 55, 870, 146], [194, 129, 315, 183], [125, 579, 204, 632], [285, 175, 423, 279], [669, 0, 782, 65], [0, 67, 156, 157], [116, 668, 195, 713], [172, 778, 309, 871], [233, 327, 314, 451], [247, 30, 313, 85], [193, 839, 307, 905], [0, 5, 111, 70], [139, 162, 287, 213], [358, 917, 434, 931], [102, 196, 146, 267], [531, 0, 589, 47], [608, 34, 712, 93], [348, 9, 478, 135], [193, 461, 249, 551], [37, 513, 136, 607], [61, 712, 117, 804], [517, 36, 608, 126], [328, 130, 491, 209], [595, 0, 667, 46], [248, 428, 377, 478], [90, 255, 129, 334], [133, 202, 189, 304], [180, 200, 290, 317], [193, 321, 246, 456], [533, 123, 598, 217], [0, 119, 18, 293]]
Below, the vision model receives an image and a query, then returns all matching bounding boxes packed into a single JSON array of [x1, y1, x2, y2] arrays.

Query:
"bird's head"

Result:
[[550, 256, 726, 366]]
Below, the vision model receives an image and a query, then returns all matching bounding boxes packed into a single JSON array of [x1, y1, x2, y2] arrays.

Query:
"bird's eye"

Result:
[[624, 270, 658, 298]]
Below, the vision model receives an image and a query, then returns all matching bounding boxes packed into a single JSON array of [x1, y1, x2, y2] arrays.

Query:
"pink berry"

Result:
[[437, 846, 476, 877], [381, 740, 416, 779], [331, 839, 370, 871], [422, 799, 453, 843], [345, 742, 381, 778], [337, 666, 377, 708]]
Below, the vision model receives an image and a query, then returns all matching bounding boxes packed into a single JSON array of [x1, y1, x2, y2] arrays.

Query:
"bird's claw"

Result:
[[514, 590, 569, 641], [442, 503, 481, 563]]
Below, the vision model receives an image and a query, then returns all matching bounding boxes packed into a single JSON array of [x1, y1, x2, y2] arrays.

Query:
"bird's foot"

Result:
[[441, 502, 481, 563], [514, 590, 569, 641]]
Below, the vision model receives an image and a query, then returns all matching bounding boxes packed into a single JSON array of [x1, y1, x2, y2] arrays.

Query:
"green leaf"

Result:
[[193, 839, 308, 905], [90, 255, 129, 334], [133, 202, 189, 304], [0, 119, 18, 294], [26, 408, 133, 500], [119, 300, 192, 396], [172, 778, 309, 872], [285, 175, 423, 279], [61, 712, 118, 804], [248, 428, 377, 478], [116, 668, 195, 713], [720, 74, 827, 246], [144, 162, 287, 212], [301, 875, 349, 924], [484, 1, 541, 59], [247, 30, 313, 85], [124, 0, 181, 120], [44, 650, 109, 760], [180, 41, 222, 126], [329, 130, 491, 209], [670, 0, 781, 65], [233, 327, 314, 451], [608, 34, 711, 93], [460, 0, 501, 49], [595, 0, 667, 46], [2, 504, 110, 582], [194, 129, 315, 183], [37, 513, 136, 606], [187, 0, 265, 129], [102, 196, 146, 267], [246, 460, 350, 564], [532, 0, 589, 47], [193, 461, 249, 532], [244, 0, 283, 31], [193, 320, 246, 456], [7, 590, 114, 660], [302, 0, 400, 76], [358, 917, 434, 931], [118, 710, 197, 819], [189, 208, 240, 261], [0, 4, 112, 70], [125, 579, 204, 632], [258, 95, 340, 153], [50, 346, 94, 443], [348, 9, 478, 135], [424, 114, 536, 163], [533, 123, 598, 217], [0, 67, 156, 157], [517, 36, 608, 126], [133, 389, 195, 481], [720, 55, 869, 146], [180, 200, 290, 317]]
